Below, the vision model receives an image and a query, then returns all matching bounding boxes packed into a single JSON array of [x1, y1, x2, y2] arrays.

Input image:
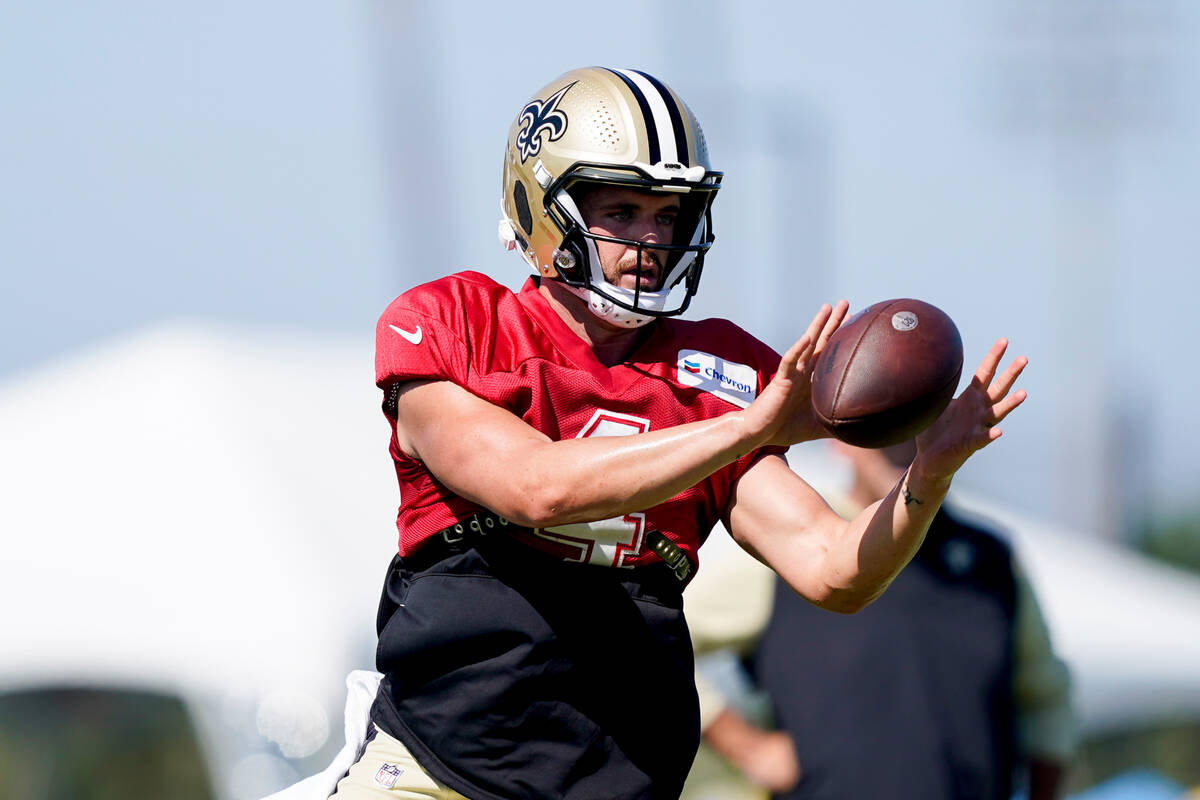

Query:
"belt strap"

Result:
[[427, 511, 693, 583], [436, 509, 514, 544], [646, 530, 693, 582]]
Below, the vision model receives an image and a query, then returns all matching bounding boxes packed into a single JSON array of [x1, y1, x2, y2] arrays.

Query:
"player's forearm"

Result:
[[498, 411, 764, 528], [820, 464, 951, 611], [399, 379, 775, 529]]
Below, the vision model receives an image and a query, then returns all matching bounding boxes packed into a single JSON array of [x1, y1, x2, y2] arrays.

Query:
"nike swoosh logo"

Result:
[[389, 323, 423, 345]]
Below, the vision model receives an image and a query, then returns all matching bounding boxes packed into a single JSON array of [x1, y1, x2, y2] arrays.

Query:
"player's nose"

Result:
[[633, 226, 660, 244], [630, 212, 668, 244]]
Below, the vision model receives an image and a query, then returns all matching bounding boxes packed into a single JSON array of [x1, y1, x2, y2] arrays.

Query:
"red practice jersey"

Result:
[[375, 271, 786, 574]]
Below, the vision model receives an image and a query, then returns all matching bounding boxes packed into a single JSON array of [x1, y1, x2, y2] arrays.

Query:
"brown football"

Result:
[[810, 298, 963, 448]]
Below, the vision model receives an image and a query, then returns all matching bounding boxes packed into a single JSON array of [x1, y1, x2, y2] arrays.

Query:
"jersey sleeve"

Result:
[[375, 282, 472, 394]]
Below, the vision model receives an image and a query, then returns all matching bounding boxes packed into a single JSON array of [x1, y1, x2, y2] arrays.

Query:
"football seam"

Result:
[[828, 302, 893, 420], [825, 363, 963, 427]]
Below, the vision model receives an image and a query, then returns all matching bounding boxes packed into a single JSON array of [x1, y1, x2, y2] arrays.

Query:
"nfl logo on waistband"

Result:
[[375, 762, 403, 788]]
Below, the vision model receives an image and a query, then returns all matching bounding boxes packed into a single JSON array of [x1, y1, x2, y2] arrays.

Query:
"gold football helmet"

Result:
[[499, 67, 722, 327]]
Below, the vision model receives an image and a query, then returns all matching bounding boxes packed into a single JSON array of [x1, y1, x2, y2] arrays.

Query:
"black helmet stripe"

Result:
[[605, 68, 661, 163], [606, 68, 690, 167], [629, 69, 690, 167]]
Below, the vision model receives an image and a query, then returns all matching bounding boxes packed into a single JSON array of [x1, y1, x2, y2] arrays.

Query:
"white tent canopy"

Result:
[[957, 491, 1200, 732], [3, 325, 1200, 795], [0, 324, 398, 798]]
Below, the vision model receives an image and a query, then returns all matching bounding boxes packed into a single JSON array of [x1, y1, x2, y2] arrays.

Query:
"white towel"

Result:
[[261, 670, 384, 800]]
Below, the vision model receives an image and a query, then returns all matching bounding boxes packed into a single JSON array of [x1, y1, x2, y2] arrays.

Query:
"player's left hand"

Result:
[[913, 337, 1028, 482]]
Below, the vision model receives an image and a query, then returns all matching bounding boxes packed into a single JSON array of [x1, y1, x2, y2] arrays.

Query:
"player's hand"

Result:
[[912, 338, 1028, 482], [743, 300, 849, 447]]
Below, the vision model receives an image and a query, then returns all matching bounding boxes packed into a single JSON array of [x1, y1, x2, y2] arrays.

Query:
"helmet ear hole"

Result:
[[512, 181, 534, 236], [555, 233, 588, 284]]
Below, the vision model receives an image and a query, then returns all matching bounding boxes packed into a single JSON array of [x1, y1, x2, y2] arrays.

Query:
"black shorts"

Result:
[[369, 536, 700, 800]]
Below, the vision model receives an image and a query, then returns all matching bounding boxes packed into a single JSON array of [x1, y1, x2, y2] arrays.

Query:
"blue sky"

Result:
[[3, 0, 1198, 538]]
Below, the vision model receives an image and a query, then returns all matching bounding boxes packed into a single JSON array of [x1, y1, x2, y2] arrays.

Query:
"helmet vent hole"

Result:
[[585, 105, 621, 151], [574, 85, 622, 153]]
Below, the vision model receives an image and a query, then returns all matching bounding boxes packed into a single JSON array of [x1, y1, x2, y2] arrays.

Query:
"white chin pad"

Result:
[[565, 285, 656, 328], [598, 281, 671, 314]]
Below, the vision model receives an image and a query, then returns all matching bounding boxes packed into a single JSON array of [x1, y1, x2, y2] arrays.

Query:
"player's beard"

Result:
[[610, 250, 664, 292]]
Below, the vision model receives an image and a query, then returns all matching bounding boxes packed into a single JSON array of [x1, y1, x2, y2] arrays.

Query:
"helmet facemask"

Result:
[[545, 167, 719, 327], [499, 67, 721, 328]]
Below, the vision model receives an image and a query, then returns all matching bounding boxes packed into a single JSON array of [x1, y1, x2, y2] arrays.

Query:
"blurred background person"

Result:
[[683, 439, 1077, 800]]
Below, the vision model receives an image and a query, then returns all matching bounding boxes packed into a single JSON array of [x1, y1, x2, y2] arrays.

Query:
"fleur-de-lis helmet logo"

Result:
[[515, 82, 577, 163]]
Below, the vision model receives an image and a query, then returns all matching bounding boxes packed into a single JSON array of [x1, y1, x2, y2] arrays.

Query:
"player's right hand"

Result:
[[743, 300, 848, 448]]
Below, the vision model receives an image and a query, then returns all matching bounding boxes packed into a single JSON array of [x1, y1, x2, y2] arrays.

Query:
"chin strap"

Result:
[[564, 284, 656, 328]]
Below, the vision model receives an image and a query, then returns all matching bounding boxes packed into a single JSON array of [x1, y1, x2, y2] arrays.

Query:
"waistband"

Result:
[[404, 510, 694, 583]]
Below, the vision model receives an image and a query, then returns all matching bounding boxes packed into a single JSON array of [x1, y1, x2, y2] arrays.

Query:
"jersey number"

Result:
[[534, 410, 651, 568]]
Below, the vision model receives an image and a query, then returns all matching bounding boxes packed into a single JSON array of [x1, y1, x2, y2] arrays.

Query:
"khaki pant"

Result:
[[329, 726, 469, 799]]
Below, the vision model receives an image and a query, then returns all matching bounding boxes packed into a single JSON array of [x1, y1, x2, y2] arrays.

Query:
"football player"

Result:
[[329, 66, 1027, 799]]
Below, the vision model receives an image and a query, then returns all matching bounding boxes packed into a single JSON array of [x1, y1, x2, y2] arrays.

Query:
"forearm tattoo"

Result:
[[901, 480, 923, 506]]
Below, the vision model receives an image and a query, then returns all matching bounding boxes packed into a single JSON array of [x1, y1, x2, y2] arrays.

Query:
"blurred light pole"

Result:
[[975, 0, 1181, 540]]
